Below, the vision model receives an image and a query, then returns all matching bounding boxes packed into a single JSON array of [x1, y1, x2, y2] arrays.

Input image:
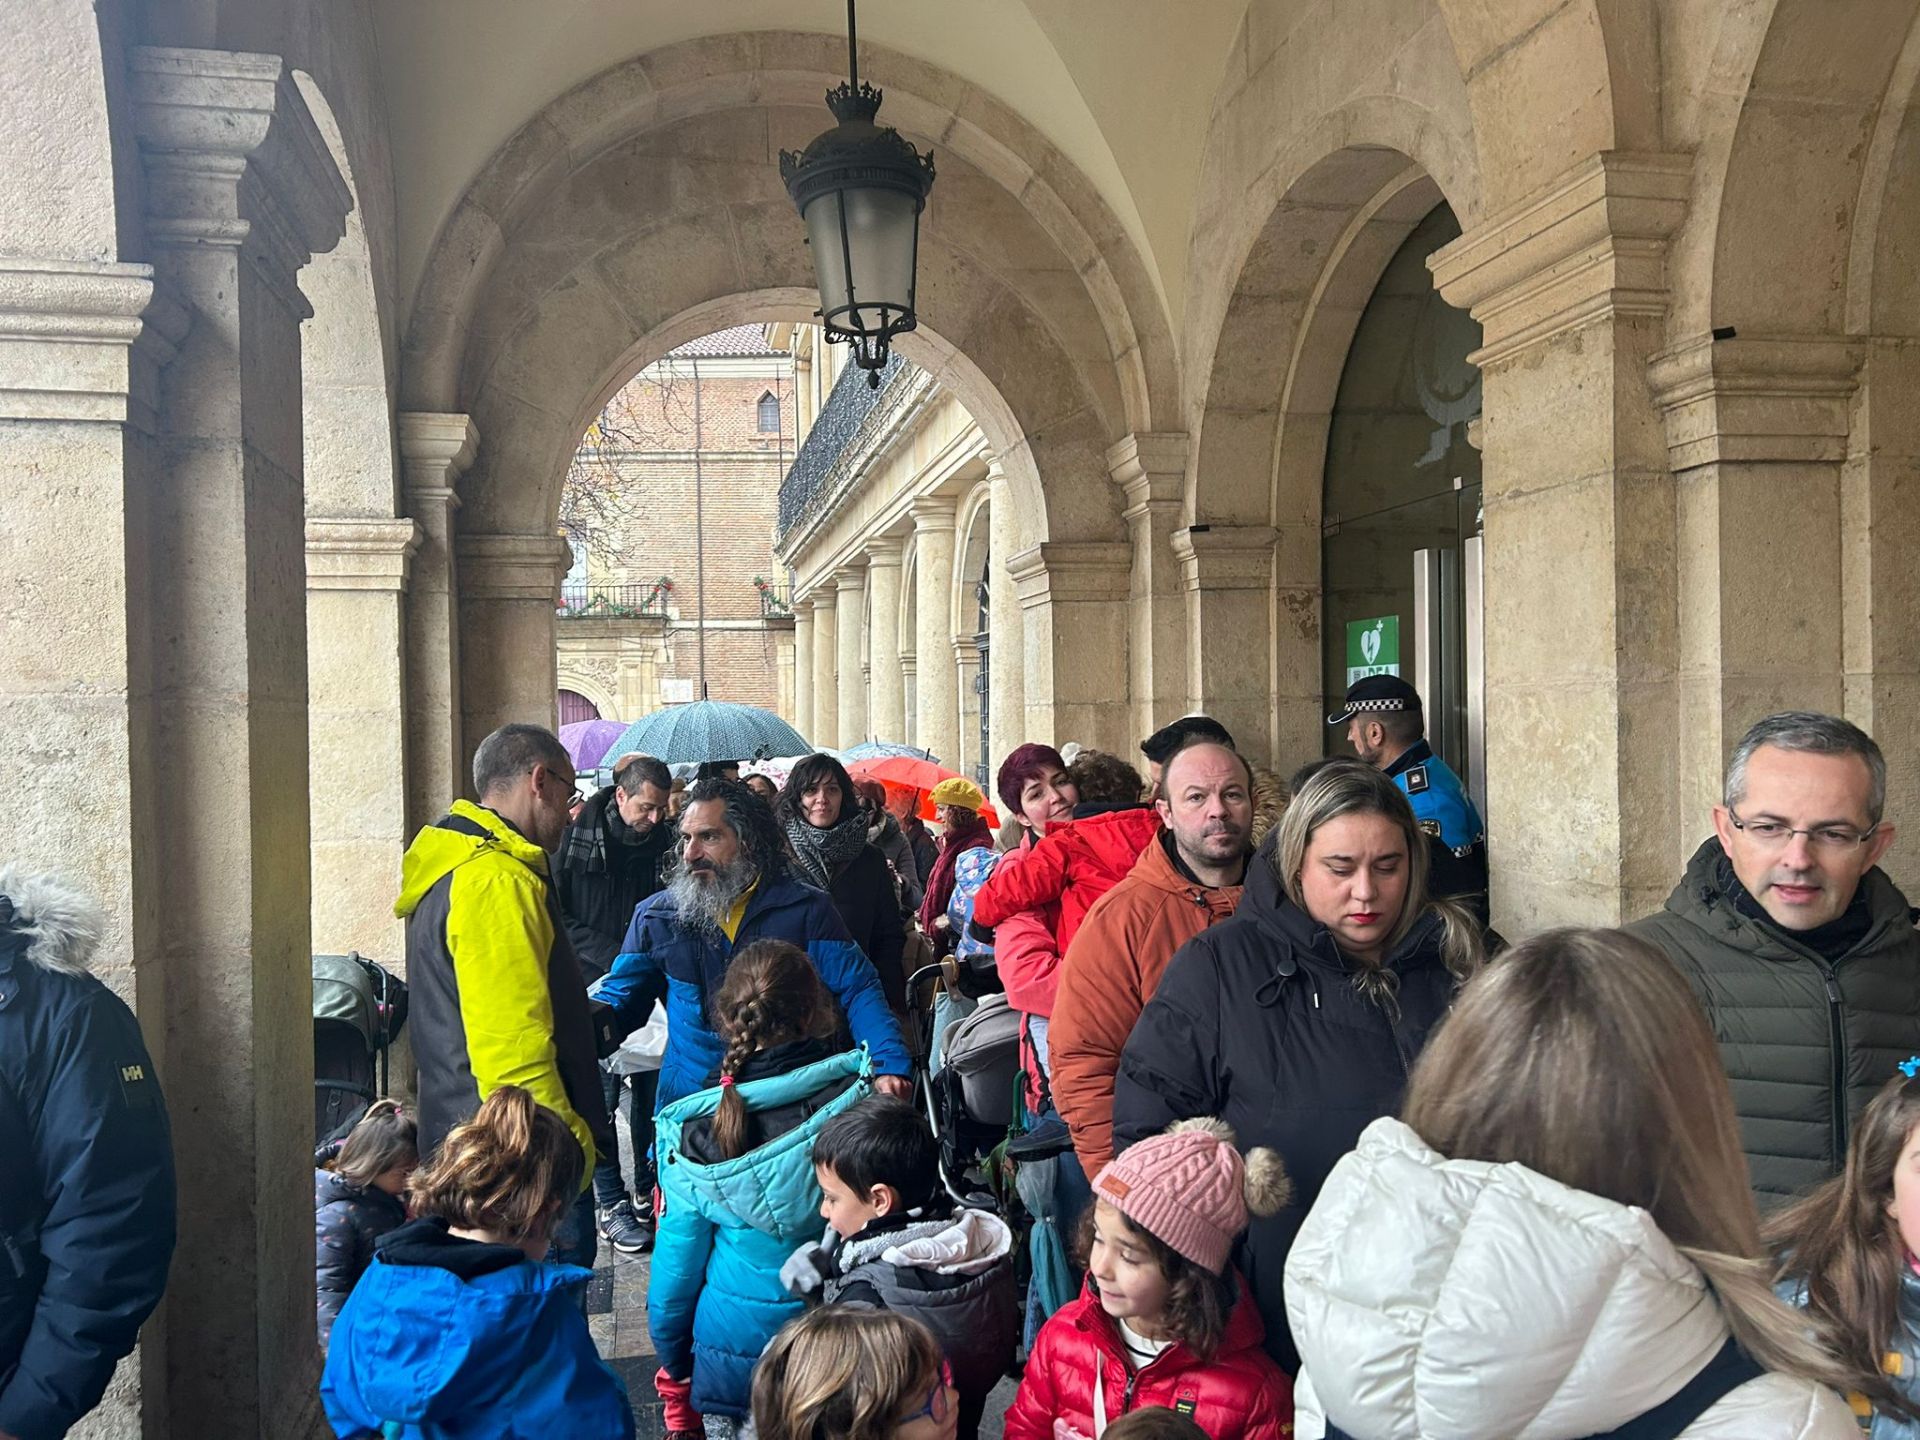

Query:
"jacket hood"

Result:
[[1287, 1117, 1738, 1439], [0, 863, 105, 976], [329, 1243, 592, 1420], [1068, 1271, 1268, 1365], [1661, 837, 1915, 958], [656, 1048, 872, 1235], [1234, 847, 1446, 988], [1127, 827, 1244, 903], [841, 1207, 1016, 1277], [396, 800, 549, 918]]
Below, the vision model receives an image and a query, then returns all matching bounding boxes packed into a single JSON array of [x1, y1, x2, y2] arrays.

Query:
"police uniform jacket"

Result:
[[1384, 741, 1489, 914]]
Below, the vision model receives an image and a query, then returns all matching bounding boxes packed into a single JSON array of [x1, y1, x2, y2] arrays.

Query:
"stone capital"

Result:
[[909, 494, 959, 533], [952, 635, 981, 663], [306, 518, 425, 592], [1429, 152, 1691, 369], [400, 412, 478, 518], [807, 585, 838, 613], [1106, 432, 1190, 514], [0, 257, 189, 428], [131, 48, 353, 311], [456, 532, 572, 602], [864, 534, 906, 568], [833, 564, 868, 594], [1007, 542, 1133, 608], [1172, 525, 1278, 592], [1647, 332, 1863, 470]]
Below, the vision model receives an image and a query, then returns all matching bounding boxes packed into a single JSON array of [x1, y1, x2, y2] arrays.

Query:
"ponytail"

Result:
[[409, 1085, 583, 1242], [709, 940, 835, 1160]]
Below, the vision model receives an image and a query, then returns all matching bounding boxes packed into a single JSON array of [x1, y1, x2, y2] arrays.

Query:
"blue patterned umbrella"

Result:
[[605, 701, 811, 767], [840, 739, 941, 765]]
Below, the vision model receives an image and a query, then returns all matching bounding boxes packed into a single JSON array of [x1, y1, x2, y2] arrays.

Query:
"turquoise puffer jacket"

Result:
[[649, 1047, 872, 1419]]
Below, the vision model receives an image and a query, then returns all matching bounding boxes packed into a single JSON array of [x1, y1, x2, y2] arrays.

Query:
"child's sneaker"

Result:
[[596, 1198, 651, 1254]]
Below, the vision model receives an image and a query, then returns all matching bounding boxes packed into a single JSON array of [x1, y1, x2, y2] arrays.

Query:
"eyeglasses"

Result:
[[899, 1361, 954, 1428], [1726, 806, 1880, 853]]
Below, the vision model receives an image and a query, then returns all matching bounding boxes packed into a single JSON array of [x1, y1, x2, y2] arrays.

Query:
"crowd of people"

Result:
[[12, 688, 1920, 1439]]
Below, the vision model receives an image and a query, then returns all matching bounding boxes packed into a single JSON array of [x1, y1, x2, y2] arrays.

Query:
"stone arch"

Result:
[[400, 31, 1175, 553], [952, 480, 994, 642], [555, 667, 617, 722]]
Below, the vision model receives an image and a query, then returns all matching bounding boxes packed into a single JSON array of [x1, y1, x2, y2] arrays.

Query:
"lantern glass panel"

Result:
[[802, 184, 918, 335]]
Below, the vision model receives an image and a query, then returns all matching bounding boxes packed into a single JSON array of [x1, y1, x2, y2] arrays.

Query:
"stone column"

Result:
[[1649, 333, 1861, 834], [810, 586, 839, 748], [986, 460, 1028, 764], [912, 498, 961, 767], [793, 601, 815, 739], [1173, 526, 1281, 764], [1110, 434, 1189, 745], [457, 532, 573, 771], [835, 564, 869, 744], [954, 636, 984, 780], [399, 413, 476, 831], [306, 519, 422, 960], [1007, 542, 1134, 755], [1431, 152, 1691, 929], [133, 46, 350, 1433], [902, 654, 920, 746], [866, 536, 907, 742]]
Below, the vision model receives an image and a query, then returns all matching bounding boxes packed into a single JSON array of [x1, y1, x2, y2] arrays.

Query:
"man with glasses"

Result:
[[397, 722, 612, 1269], [555, 751, 675, 1254], [1630, 711, 1920, 1204]]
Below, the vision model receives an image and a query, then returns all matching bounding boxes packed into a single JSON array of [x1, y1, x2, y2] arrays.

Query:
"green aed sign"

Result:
[[1346, 615, 1400, 685]]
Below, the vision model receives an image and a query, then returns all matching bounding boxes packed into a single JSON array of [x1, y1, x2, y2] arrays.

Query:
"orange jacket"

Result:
[[1049, 835, 1242, 1177]]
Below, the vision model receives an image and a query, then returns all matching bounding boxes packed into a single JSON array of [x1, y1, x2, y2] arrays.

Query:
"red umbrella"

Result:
[[847, 756, 1001, 828]]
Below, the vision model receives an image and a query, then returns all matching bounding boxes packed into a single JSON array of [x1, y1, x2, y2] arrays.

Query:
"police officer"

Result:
[[0, 868, 176, 1440], [1328, 675, 1490, 920]]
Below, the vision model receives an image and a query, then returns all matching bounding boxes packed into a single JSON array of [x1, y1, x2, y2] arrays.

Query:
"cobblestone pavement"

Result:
[[587, 1241, 1014, 1438]]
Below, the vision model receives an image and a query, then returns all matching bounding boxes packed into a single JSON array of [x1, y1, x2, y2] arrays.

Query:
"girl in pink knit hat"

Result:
[[1002, 1119, 1294, 1440]]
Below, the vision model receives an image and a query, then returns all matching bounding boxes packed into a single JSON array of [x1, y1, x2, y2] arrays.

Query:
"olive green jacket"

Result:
[[1629, 839, 1920, 1207]]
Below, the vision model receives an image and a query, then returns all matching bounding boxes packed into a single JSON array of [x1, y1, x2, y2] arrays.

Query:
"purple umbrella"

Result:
[[559, 718, 627, 773]]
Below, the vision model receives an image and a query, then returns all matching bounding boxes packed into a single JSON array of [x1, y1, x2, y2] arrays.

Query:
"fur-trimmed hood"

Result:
[[0, 864, 104, 976]]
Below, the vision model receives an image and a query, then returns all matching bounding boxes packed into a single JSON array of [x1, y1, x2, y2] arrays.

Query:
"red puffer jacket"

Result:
[[1003, 1279, 1293, 1440], [972, 808, 1161, 957]]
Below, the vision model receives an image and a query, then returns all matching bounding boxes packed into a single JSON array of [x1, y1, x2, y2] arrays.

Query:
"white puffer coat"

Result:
[[1284, 1118, 1856, 1440]]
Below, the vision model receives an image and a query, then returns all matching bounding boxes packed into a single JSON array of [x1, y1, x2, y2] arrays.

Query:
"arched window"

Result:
[[756, 390, 781, 433]]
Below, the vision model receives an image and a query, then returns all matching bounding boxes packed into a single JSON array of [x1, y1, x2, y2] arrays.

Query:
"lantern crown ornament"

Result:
[[780, 0, 935, 387]]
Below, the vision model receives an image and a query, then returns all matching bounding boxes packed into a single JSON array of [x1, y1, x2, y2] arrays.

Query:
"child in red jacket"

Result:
[[1004, 1119, 1294, 1440]]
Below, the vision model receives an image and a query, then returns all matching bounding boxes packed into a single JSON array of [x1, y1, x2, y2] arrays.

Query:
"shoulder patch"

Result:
[[117, 1056, 161, 1111], [1405, 765, 1430, 794], [1419, 819, 1443, 839]]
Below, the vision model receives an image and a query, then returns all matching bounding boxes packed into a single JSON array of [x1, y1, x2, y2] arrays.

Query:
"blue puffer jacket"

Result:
[[650, 1048, 872, 1419], [596, 872, 909, 1115], [322, 1217, 634, 1440], [1782, 1264, 1920, 1436]]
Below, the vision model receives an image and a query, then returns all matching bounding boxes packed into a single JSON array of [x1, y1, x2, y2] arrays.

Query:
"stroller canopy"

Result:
[[312, 952, 380, 1053]]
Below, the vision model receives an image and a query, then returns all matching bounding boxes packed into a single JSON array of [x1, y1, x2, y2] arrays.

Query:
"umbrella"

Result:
[[847, 755, 1000, 828], [558, 718, 627, 773], [840, 739, 941, 765], [606, 700, 811, 767]]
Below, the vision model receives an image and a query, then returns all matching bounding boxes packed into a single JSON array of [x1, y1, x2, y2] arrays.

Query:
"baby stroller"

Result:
[[312, 952, 409, 1147], [907, 958, 1022, 1206]]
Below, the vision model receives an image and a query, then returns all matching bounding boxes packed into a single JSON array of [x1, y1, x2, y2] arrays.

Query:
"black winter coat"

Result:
[[315, 1169, 408, 1351], [555, 787, 676, 982], [1628, 838, 1920, 1206], [826, 846, 910, 1012], [0, 888, 176, 1440], [1113, 853, 1461, 1373]]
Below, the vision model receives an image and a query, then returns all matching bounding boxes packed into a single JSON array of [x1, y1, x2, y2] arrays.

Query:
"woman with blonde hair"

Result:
[[1113, 759, 1482, 1371], [752, 1306, 957, 1440], [1285, 926, 1858, 1439]]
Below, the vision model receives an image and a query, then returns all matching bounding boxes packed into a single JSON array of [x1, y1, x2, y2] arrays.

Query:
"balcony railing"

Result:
[[756, 580, 793, 618], [556, 583, 669, 619], [776, 351, 913, 544]]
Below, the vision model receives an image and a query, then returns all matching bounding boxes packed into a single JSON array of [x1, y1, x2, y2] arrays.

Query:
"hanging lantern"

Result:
[[780, 0, 935, 387]]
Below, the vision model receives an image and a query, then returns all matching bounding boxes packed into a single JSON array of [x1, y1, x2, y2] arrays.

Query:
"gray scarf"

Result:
[[783, 808, 869, 890]]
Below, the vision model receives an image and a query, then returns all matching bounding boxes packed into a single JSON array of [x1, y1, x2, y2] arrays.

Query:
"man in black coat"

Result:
[[554, 752, 675, 1254], [0, 867, 176, 1440]]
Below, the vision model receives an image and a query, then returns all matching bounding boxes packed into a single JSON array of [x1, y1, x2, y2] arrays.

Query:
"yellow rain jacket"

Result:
[[395, 800, 612, 1175]]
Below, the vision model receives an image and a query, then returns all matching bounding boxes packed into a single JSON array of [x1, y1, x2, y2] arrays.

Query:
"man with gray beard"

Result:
[[593, 777, 913, 1118]]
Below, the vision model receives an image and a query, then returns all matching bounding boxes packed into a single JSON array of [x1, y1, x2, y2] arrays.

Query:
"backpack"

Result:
[[945, 847, 1004, 997]]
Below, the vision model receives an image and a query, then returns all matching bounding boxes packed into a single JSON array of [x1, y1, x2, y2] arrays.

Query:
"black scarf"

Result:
[[783, 807, 869, 890]]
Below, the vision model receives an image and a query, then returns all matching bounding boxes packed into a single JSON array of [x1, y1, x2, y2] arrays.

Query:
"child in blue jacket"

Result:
[[649, 938, 873, 1429], [321, 1085, 634, 1440]]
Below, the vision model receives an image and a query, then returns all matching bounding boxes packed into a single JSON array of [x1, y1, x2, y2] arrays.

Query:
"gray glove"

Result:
[[781, 1240, 835, 1300]]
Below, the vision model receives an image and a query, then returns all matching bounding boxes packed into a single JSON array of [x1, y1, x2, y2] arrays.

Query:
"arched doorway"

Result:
[[558, 688, 601, 725], [1320, 204, 1485, 806]]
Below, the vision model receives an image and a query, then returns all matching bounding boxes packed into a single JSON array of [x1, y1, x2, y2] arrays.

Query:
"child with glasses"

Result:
[[751, 1307, 958, 1440]]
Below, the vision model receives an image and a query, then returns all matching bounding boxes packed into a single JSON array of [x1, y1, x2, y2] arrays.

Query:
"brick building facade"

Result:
[[557, 325, 798, 726]]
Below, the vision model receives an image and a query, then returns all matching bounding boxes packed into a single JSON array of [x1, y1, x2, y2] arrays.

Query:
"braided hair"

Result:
[[710, 939, 836, 1159]]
